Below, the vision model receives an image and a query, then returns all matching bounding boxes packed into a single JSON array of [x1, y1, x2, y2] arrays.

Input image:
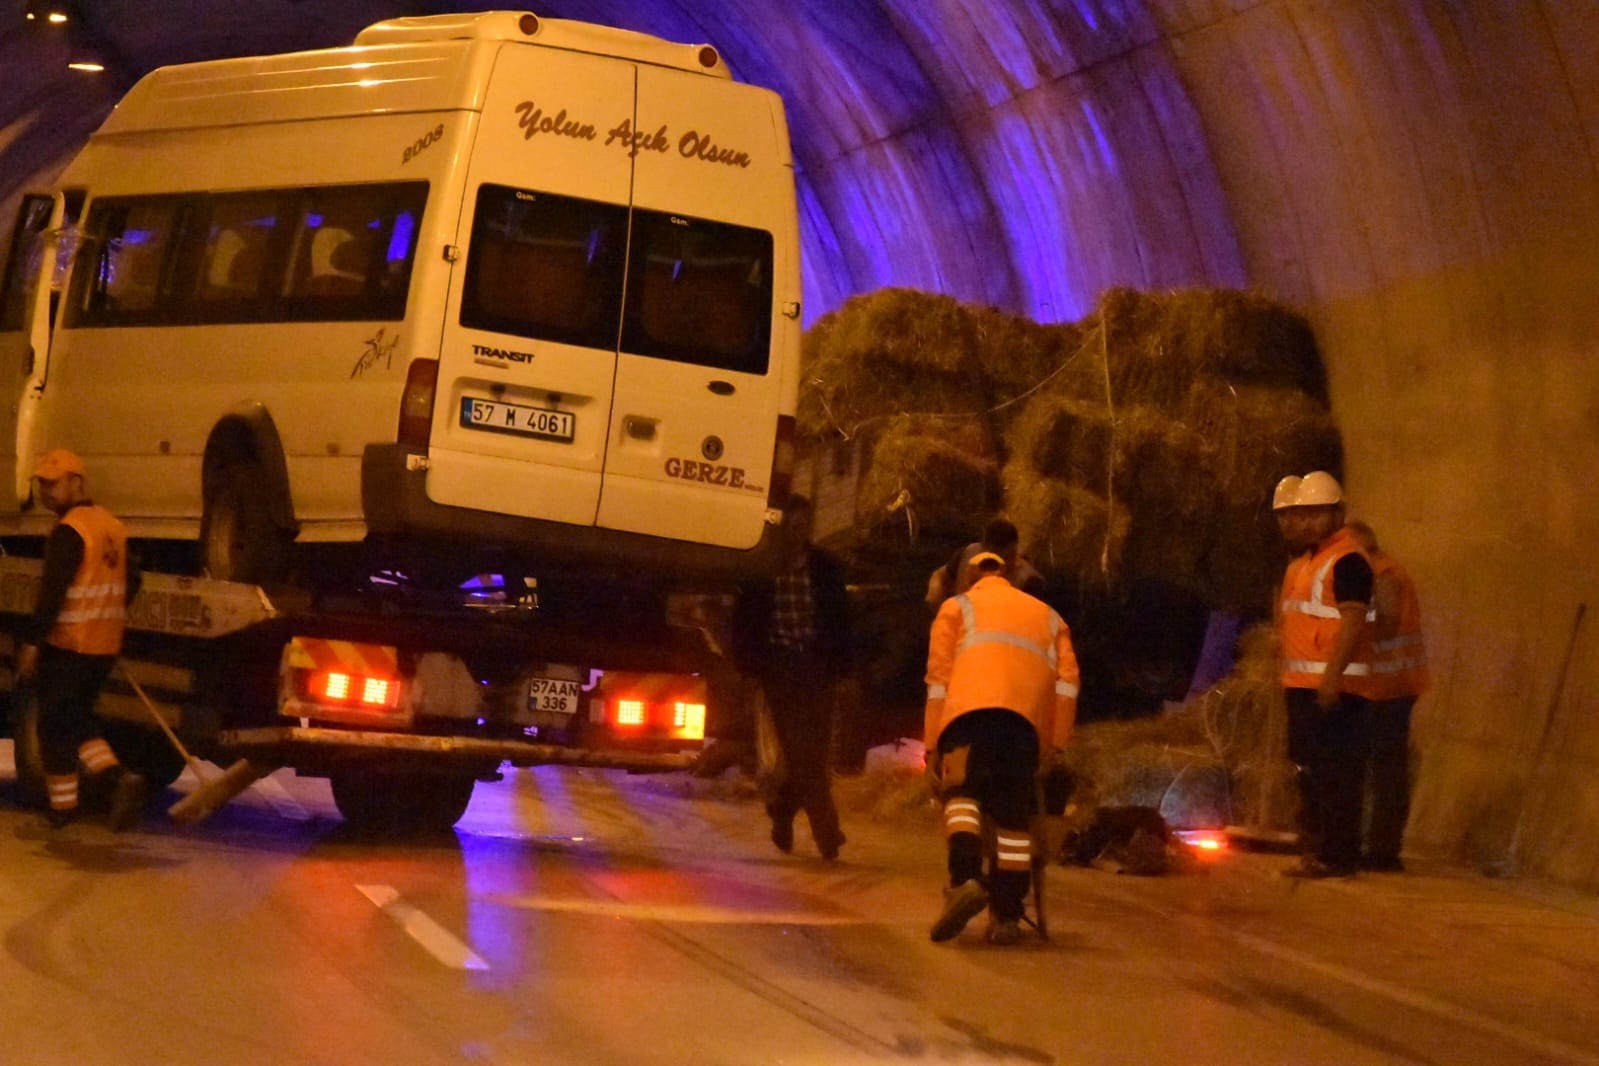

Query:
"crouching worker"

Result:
[[16, 449, 145, 835], [925, 549, 1078, 945]]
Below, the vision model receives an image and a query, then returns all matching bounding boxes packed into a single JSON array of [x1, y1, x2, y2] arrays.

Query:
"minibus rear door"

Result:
[[431, 45, 635, 529]]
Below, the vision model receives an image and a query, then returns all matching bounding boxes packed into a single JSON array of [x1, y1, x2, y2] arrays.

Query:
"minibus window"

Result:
[[76, 198, 184, 321], [190, 192, 279, 308], [460, 184, 627, 350], [622, 211, 772, 375], [279, 182, 427, 320]]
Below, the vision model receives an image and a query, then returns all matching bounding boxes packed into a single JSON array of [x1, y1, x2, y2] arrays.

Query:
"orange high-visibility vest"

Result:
[[1367, 552, 1429, 699], [925, 575, 1080, 751], [46, 504, 129, 656], [1278, 525, 1376, 695]]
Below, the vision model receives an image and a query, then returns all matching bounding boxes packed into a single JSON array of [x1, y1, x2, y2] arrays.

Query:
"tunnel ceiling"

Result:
[[0, 0, 1258, 327]]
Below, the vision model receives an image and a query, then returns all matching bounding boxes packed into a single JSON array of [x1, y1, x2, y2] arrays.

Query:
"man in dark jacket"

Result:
[[733, 495, 851, 860]]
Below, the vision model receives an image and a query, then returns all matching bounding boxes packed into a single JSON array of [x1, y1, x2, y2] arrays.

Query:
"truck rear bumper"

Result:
[[361, 443, 783, 581], [219, 726, 699, 773]]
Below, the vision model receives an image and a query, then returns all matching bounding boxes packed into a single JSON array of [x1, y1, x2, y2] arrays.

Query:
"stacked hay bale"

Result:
[[799, 285, 1340, 612], [798, 287, 1327, 828]]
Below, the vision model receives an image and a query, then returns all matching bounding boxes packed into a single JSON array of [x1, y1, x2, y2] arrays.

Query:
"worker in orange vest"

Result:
[[1347, 521, 1428, 872], [925, 547, 1079, 944], [1276, 471, 1375, 879], [15, 449, 145, 836]]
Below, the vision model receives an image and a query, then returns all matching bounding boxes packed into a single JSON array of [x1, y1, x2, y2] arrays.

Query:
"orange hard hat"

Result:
[[33, 449, 86, 480]]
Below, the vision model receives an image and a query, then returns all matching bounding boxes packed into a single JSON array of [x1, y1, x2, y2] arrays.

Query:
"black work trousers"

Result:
[[36, 645, 116, 776], [1365, 696, 1415, 863], [1285, 687, 1369, 869], [760, 652, 842, 851], [937, 709, 1040, 921]]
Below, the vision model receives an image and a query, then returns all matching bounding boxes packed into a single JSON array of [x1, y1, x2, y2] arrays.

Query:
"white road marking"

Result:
[[357, 884, 489, 971], [484, 893, 865, 926]]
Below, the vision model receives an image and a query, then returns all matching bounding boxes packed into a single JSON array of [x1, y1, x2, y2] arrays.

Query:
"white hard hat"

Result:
[[1271, 475, 1302, 511], [1295, 470, 1343, 506]]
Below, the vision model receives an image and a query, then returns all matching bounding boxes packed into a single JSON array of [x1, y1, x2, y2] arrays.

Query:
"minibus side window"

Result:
[[67, 182, 427, 327], [460, 184, 627, 350], [621, 210, 772, 375], [279, 182, 427, 321], [186, 192, 281, 312], [73, 198, 184, 323]]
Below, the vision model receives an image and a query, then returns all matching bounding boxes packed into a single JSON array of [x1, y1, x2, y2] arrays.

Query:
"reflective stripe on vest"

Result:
[[1278, 527, 1375, 693], [956, 594, 1059, 672], [47, 505, 128, 656]]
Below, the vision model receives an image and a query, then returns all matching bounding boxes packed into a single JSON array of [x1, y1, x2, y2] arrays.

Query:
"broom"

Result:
[[117, 662, 264, 826]]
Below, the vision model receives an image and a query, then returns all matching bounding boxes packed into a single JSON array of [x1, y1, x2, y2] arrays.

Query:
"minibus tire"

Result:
[[202, 462, 292, 586], [8, 684, 47, 809]]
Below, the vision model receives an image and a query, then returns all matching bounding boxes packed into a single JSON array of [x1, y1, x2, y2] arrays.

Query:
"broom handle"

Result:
[[116, 661, 207, 778]]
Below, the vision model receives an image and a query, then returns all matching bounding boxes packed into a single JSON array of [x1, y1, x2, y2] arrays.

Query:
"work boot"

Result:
[[816, 828, 846, 862], [930, 879, 989, 942], [1361, 854, 1405, 873], [986, 918, 1022, 946], [107, 770, 149, 833], [770, 819, 794, 854]]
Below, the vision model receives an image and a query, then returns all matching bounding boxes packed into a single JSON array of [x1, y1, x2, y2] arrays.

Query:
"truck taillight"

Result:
[[767, 414, 795, 509], [594, 672, 708, 743], [398, 358, 438, 447], [311, 669, 400, 709]]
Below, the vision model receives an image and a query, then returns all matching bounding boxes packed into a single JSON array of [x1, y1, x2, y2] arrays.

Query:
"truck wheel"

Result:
[[330, 770, 475, 837], [100, 718, 187, 790], [9, 686, 46, 808], [202, 462, 292, 585]]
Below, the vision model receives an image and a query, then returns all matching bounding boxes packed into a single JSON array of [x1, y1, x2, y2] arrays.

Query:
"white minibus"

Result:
[[0, 11, 800, 589]]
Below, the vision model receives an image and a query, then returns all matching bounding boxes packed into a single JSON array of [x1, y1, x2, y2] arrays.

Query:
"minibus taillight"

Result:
[[767, 414, 796, 509], [398, 358, 439, 447]]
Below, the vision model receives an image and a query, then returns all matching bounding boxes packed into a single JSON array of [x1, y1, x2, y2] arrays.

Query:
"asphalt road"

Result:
[[1, 744, 1596, 1066]]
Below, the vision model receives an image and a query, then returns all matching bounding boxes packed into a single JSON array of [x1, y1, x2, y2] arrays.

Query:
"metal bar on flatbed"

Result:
[[218, 726, 699, 771]]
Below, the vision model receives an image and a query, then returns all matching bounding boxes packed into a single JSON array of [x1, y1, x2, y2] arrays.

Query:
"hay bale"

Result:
[[1004, 471, 1129, 587], [1191, 622, 1298, 830], [1006, 393, 1114, 491], [855, 416, 998, 540]]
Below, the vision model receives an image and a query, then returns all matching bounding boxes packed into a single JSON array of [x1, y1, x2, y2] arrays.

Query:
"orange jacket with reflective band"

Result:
[[924, 575, 1080, 751], [1366, 552, 1429, 700], [1278, 525, 1377, 695], [46, 504, 129, 656]]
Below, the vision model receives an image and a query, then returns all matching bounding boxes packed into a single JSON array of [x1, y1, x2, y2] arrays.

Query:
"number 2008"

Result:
[[403, 124, 445, 164]]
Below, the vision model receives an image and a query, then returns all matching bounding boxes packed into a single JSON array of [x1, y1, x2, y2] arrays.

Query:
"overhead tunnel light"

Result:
[[25, 0, 72, 23]]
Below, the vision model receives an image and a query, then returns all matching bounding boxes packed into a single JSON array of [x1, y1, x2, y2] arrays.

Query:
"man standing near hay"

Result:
[[925, 547, 1079, 944], [925, 517, 1045, 607], [1347, 521, 1429, 872], [1276, 471, 1375, 879], [732, 495, 851, 861]]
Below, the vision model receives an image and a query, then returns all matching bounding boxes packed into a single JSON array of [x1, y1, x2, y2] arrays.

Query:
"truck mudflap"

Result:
[[218, 726, 699, 772]]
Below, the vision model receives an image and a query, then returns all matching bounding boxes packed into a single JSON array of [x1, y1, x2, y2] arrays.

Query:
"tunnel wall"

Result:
[[1150, 1, 1599, 883]]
